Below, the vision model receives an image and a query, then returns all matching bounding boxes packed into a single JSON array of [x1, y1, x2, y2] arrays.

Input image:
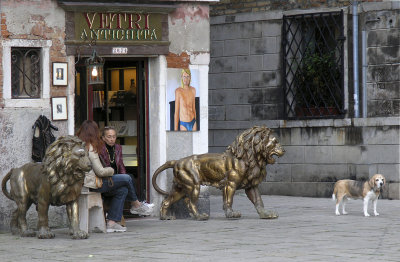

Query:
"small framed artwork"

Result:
[[51, 96, 68, 121], [52, 62, 68, 86]]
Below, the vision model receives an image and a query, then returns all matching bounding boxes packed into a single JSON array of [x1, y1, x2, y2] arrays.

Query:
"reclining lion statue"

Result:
[[1, 135, 92, 239], [152, 126, 285, 220]]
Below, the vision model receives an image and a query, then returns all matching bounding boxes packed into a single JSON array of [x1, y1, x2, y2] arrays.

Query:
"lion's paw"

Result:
[[37, 228, 55, 239], [259, 210, 279, 219], [21, 229, 36, 237], [195, 213, 209, 221], [11, 227, 20, 235], [225, 209, 241, 219], [160, 215, 176, 220], [71, 230, 89, 239]]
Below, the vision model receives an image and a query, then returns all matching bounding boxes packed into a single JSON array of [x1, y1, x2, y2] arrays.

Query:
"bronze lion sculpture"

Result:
[[152, 126, 285, 220], [1, 135, 92, 239]]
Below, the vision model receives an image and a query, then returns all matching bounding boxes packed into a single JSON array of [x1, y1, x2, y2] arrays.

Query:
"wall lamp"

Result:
[[85, 49, 104, 85]]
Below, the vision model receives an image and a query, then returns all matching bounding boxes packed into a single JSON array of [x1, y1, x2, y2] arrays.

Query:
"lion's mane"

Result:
[[152, 125, 284, 220], [42, 136, 87, 204], [1, 135, 91, 238], [226, 126, 272, 186]]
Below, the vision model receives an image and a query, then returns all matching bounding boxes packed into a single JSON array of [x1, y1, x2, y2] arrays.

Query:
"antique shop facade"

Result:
[[0, 0, 213, 230], [209, 1, 400, 199]]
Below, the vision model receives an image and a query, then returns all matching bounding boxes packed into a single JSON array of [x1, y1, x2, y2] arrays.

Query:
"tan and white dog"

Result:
[[332, 174, 385, 217]]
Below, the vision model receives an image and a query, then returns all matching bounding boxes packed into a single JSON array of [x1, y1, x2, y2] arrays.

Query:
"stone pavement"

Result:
[[0, 193, 399, 262]]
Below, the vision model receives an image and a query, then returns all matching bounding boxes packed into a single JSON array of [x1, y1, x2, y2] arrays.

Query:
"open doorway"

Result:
[[75, 58, 148, 216]]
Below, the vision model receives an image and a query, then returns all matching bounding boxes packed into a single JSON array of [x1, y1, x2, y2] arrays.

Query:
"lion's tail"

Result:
[[152, 161, 176, 195], [1, 169, 14, 200]]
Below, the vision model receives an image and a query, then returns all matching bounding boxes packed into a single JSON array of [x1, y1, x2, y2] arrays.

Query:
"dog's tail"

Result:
[[152, 161, 176, 195], [1, 169, 14, 200], [332, 185, 337, 201]]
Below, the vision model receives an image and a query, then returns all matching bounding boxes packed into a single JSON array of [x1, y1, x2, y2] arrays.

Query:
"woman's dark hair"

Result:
[[76, 120, 104, 153]]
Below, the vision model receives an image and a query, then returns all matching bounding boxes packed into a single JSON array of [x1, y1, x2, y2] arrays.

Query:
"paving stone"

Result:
[[0, 195, 399, 262]]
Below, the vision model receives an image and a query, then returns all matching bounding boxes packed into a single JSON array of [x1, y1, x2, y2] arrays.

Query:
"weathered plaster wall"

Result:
[[2, 0, 64, 36], [169, 4, 210, 54], [0, 109, 68, 232], [0, 0, 69, 231], [1, 0, 67, 64], [166, 3, 210, 159], [0, 0, 213, 230], [149, 3, 211, 212]]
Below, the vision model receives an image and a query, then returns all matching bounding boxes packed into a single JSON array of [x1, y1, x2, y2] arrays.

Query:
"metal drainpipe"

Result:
[[353, 0, 360, 118], [362, 30, 367, 118]]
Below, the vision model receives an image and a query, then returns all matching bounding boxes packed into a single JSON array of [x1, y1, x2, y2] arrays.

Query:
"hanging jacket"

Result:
[[32, 115, 58, 162]]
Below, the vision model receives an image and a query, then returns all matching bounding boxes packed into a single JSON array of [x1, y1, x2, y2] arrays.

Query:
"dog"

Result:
[[332, 174, 385, 217]]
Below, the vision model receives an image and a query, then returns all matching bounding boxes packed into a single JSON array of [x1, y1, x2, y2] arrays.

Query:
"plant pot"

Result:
[[295, 107, 339, 117]]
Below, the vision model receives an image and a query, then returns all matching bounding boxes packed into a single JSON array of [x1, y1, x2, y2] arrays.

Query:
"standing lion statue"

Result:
[[152, 126, 285, 220], [1, 135, 92, 239]]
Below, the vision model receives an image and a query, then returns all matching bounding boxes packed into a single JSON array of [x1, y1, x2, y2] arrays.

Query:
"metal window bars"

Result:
[[11, 47, 41, 98], [282, 11, 345, 119]]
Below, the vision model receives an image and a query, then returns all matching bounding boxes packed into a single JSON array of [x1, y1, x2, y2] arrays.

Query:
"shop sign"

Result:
[[74, 12, 164, 44]]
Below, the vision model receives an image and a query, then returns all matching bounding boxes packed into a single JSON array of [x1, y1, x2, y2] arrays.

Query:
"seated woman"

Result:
[[99, 125, 153, 215], [77, 120, 152, 233]]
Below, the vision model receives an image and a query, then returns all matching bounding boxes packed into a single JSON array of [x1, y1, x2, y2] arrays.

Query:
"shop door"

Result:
[[74, 58, 148, 206]]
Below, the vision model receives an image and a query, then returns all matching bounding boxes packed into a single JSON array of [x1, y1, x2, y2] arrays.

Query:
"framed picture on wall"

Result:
[[51, 96, 68, 121], [166, 68, 200, 132], [52, 62, 68, 86]]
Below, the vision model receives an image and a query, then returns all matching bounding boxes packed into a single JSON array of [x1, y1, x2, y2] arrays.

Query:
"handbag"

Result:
[[83, 170, 103, 189]]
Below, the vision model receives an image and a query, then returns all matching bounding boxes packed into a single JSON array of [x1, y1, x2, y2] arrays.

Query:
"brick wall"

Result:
[[209, 16, 283, 126], [210, 0, 383, 16], [362, 9, 400, 116], [0, 0, 70, 231], [166, 52, 190, 68], [263, 118, 400, 199], [0, 44, 3, 108], [0, 13, 9, 107], [208, 1, 399, 143], [0, 0, 68, 98], [1, 13, 10, 37], [208, 2, 400, 199]]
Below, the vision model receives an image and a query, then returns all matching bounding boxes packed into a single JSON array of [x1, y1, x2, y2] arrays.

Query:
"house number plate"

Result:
[[112, 47, 128, 54]]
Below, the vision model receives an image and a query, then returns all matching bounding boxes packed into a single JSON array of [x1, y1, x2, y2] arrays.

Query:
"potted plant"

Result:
[[294, 48, 341, 117]]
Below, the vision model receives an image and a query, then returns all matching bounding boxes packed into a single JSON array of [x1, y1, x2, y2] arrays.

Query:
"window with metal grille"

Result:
[[11, 47, 41, 98], [282, 11, 345, 119]]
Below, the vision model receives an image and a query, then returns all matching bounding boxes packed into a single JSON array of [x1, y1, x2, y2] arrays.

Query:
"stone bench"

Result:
[[78, 187, 106, 233]]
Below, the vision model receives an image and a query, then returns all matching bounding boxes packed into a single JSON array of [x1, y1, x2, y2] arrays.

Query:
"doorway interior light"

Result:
[[85, 49, 104, 85]]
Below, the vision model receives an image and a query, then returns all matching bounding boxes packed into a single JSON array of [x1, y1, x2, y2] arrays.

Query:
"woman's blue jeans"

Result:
[[92, 174, 138, 222]]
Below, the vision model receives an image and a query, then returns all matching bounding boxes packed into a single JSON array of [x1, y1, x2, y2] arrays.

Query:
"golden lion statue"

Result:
[[152, 126, 285, 220], [1, 136, 92, 239]]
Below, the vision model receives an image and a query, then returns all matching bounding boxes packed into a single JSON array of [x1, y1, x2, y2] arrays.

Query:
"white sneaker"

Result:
[[106, 222, 127, 233], [130, 203, 153, 216], [143, 201, 155, 208]]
